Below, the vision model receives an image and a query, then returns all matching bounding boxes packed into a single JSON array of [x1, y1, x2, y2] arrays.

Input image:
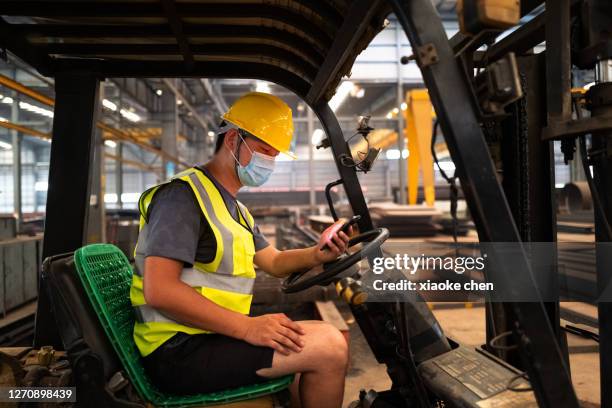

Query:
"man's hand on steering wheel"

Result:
[[313, 219, 353, 264]]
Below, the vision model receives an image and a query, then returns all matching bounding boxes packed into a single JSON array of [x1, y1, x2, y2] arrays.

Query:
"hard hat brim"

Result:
[[222, 116, 297, 160]]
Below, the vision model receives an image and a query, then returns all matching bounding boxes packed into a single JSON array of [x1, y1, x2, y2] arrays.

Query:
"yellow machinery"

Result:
[[403, 89, 436, 206], [457, 0, 520, 35]]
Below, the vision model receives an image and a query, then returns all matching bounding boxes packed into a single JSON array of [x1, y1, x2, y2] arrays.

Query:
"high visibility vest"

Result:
[[130, 167, 257, 357]]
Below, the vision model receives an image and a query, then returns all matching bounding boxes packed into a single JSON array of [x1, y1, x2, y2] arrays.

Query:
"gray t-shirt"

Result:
[[143, 166, 269, 266]]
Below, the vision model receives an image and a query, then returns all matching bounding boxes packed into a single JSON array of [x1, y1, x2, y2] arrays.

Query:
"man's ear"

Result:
[[224, 128, 238, 151]]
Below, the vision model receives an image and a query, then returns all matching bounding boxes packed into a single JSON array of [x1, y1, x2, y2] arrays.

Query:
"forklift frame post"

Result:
[[389, 0, 579, 406], [34, 72, 100, 348]]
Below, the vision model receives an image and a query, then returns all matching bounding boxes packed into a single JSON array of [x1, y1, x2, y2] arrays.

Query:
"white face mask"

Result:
[[228, 132, 276, 187]]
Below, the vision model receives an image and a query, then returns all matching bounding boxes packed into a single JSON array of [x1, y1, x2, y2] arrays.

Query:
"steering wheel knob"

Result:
[[336, 277, 368, 305]]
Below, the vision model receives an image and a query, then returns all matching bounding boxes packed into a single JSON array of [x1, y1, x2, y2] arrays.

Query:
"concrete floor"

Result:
[[341, 304, 600, 407]]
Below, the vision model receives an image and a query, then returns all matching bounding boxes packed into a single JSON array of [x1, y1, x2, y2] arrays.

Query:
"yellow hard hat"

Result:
[[222, 92, 296, 159]]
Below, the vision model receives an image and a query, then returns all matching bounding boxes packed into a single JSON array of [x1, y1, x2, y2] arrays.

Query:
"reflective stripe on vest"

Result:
[[130, 167, 256, 357]]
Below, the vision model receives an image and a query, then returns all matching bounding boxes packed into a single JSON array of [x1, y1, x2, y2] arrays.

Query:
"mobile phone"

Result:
[[322, 215, 361, 251], [339, 215, 361, 233]]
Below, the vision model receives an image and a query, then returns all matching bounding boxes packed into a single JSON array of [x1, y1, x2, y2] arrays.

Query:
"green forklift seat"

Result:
[[73, 243, 293, 407]]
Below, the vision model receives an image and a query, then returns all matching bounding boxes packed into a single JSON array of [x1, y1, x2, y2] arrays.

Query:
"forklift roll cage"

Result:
[[1, 0, 610, 406]]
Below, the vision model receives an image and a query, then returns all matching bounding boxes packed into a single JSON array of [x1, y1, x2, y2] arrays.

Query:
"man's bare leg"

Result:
[[289, 374, 301, 408], [257, 321, 348, 408]]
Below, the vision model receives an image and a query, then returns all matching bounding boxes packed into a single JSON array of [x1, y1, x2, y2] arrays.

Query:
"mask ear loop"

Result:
[[225, 128, 244, 180]]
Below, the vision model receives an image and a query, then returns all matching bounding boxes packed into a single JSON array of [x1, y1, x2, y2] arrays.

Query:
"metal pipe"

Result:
[[11, 88, 22, 232], [0, 120, 50, 139], [0, 73, 54, 106], [395, 23, 407, 204], [116, 142, 124, 208], [105, 152, 159, 172], [307, 108, 316, 211]]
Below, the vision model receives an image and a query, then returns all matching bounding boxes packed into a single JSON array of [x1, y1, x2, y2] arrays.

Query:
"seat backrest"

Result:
[[73, 244, 161, 403], [42, 252, 121, 379]]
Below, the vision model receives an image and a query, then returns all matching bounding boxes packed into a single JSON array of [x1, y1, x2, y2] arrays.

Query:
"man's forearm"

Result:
[[268, 246, 320, 277], [148, 280, 250, 339]]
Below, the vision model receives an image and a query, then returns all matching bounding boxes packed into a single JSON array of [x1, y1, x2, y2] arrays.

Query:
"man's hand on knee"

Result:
[[240, 314, 306, 355]]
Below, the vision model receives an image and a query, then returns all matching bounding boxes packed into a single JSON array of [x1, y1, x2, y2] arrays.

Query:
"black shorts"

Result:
[[142, 332, 275, 394]]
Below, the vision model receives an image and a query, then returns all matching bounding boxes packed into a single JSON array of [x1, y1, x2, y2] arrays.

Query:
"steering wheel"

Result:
[[281, 227, 389, 293]]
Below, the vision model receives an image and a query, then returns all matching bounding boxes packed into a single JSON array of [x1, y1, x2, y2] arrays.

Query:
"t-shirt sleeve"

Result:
[[143, 181, 202, 265], [252, 223, 270, 251]]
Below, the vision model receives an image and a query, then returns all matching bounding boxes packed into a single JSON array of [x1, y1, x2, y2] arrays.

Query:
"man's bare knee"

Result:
[[309, 323, 348, 372]]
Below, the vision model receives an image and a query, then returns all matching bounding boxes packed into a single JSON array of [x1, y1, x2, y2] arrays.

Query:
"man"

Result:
[[131, 92, 352, 408]]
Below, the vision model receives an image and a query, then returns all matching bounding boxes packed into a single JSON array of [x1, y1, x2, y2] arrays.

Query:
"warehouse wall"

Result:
[[0, 143, 49, 214]]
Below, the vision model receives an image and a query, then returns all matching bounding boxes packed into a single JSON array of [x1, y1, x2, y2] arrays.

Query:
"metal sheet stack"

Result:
[[369, 202, 442, 237], [0, 216, 42, 316]]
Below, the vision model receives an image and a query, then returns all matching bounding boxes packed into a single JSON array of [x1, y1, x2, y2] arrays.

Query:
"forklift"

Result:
[[0, 0, 610, 406]]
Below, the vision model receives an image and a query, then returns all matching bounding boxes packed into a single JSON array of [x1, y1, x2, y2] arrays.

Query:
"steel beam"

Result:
[[162, 78, 211, 131], [395, 24, 407, 205], [590, 78, 612, 408], [0, 20, 52, 74], [0, 2, 333, 47], [116, 143, 124, 208], [390, 0, 579, 406], [160, 0, 194, 68], [13, 23, 325, 62], [200, 79, 228, 117], [34, 72, 100, 348], [48, 60, 310, 97], [11, 90, 22, 232], [307, 108, 316, 211], [160, 80, 178, 178], [305, 0, 383, 104], [312, 101, 374, 234], [546, 0, 572, 123], [40, 43, 318, 76], [499, 54, 567, 368]]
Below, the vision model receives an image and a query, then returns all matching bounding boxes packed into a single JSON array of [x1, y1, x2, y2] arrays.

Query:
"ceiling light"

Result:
[[297, 103, 305, 112], [2, 96, 13, 104], [329, 81, 355, 112], [0, 140, 12, 150], [386, 149, 400, 160], [121, 193, 140, 203], [350, 85, 365, 99], [208, 131, 215, 137], [255, 81, 271, 93], [34, 181, 48, 192], [156, 89, 163, 96], [436, 161, 455, 172], [0, 117, 7, 122], [119, 108, 141, 123], [392, 107, 399, 114], [104, 140, 117, 148], [19, 101, 54, 118], [386, 112, 393, 119], [311, 128, 325, 146], [102, 99, 118, 111], [400, 102, 408, 111], [177, 99, 183, 105]]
